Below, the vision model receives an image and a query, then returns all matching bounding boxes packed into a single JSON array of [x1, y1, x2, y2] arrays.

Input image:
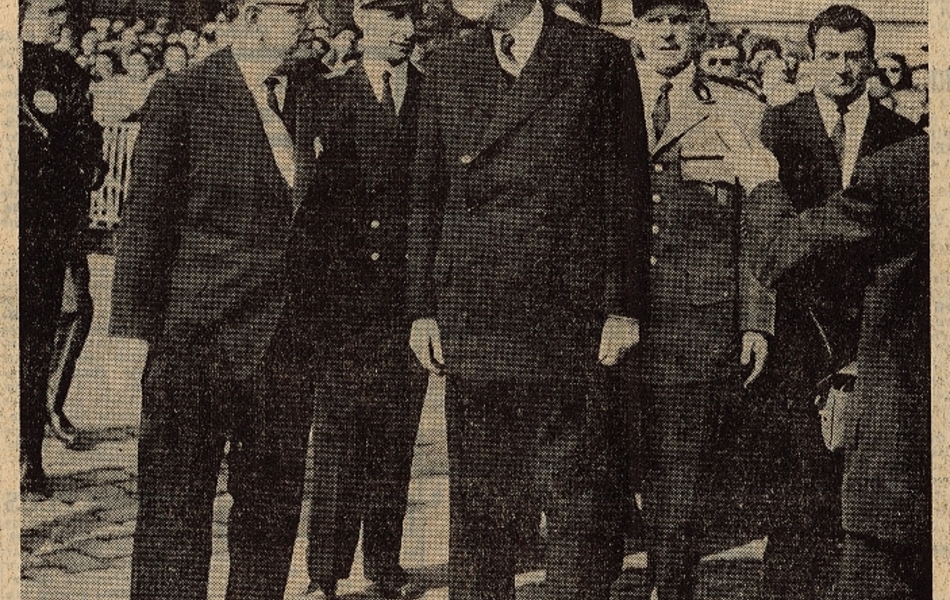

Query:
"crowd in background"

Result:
[[46, 9, 930, 127]]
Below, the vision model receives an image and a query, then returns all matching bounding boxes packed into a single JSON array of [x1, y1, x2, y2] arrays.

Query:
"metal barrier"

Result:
[[89, 122, 140, 230]]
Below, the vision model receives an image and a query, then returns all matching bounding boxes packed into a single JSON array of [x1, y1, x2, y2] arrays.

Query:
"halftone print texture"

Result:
[[20, 1, 929, 599]]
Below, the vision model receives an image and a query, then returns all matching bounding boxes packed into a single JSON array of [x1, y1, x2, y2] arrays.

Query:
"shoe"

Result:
[[306, 580, 337, 599], [48, 410, 78, 445], [20, 461, 51, 500], [375, 568, 413, 600]]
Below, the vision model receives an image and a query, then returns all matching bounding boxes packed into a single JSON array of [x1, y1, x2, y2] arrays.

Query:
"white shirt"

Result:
[[814, 90, 870, 188], [637, 62, 697, 148], [491, 0, 544, 78], [233, 51, 294, 188], [364, 58, 408, 115]]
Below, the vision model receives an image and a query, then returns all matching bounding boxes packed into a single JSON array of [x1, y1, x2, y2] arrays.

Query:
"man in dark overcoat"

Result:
[[405, 0, 651, 596], [298, 0, 426, 596], [757, 6, 924, 597], [19, 0, 104, 497], [110, 1, 319, 597], [757, 134, 929, 600], [628, 1, 788, 598]]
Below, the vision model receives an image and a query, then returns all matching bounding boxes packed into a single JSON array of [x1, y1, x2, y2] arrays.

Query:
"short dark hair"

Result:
[[807, 4, 875, 56], [749, 37, 782, 62]]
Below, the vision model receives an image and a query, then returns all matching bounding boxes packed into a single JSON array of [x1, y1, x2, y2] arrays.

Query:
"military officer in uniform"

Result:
[[19, 0, 104, 497], [297, 0, 427, 596], [629, 1, 786, 598]]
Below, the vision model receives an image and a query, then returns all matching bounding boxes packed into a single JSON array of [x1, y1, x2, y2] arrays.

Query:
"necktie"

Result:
[[381, 70, 397, 115], [264, 76, 282, 119], [652, 80, 673, 142], [831, 103, 848, 168]]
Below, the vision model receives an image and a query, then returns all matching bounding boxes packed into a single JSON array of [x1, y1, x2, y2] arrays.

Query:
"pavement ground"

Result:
[[20, 254, 768, 600]]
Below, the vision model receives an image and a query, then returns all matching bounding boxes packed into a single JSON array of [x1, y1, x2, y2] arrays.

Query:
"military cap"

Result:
[[632, 0, 707, 17]]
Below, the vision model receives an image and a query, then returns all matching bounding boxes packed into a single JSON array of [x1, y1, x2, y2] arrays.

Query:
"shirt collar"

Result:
[[814, 89, 870, 135], [492, 0, 545, 67], [638, 62, 696, 100], [363, 57, 408, 85], [232, 45, 286, 93]]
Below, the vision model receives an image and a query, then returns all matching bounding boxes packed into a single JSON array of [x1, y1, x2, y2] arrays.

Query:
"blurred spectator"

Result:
[[162, 43, 189, 74], [110, 18, 126, 35], [131, 18, 146, 33], [154, 16, 172, 35], [700, 42, 743, 81], [761, 55, 799, 106], [90, 17, 110, 36], [747, 36, 783, 79], [179, 28, 199, 57], [54, 24, 78, 55], [878, 52, 913, 90], [91, 49, 154, 122], [91, 52, 116, 80], [892, 64, 928, 127]]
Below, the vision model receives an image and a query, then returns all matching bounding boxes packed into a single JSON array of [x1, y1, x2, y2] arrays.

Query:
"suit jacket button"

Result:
[[654, 163, 664, 173], [651, 224, 660, 234], [460, 154, 473, 165], [371, 252, 380, 261], [652, 193, 662, 203], [650, 256, 657, 266], [370, 220, 380, 229]]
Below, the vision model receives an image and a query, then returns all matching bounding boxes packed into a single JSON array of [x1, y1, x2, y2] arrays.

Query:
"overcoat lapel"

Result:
[[467, 16, 573, 161]]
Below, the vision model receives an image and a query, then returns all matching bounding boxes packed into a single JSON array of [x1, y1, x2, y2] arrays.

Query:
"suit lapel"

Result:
[[215, 49, 294, 207], [467, 16, 573, 161]]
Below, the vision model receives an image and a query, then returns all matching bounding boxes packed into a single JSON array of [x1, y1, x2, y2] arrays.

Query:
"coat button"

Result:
[[653, 163, 664, 173], [371, 252, 380, 261], [460, 154, 473, 165], [722, 290, 731, 298], [650, 256, 657, 266], [370, 220, 380, 229], [651, 224, 660, 234], [652, 193, 662, 203]]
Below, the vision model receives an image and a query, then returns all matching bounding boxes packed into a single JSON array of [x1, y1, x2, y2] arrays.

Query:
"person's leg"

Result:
[[761, 400, 843, 600], [130, 338, 228, 600], [445, 377, 538, 600], [307, 344, 368, 594], [50, 254, 93, 426], [544, 368, 627, 600], [225, 336, 316, 600], [19, 231, 67, 493], [361, 332, 426, 587], [642, 382, 720, 600]]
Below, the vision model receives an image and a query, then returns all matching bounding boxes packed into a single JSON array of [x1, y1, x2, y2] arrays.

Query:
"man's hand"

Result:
[[741, 331, 768, 388], [598, 316, 639, 367], [410, 318, 445, 375]]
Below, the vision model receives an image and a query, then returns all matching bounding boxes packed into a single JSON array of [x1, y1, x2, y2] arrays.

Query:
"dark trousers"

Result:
[[307, 326, 426, 585], [642, 379, 755, 600], [48, 254, 93, 417], [20, 227, 68, 470], [129, 322, 314, 600], [836, 533, 930, 600], [761, 400, 843, 600], [444, 368, 626, 600]]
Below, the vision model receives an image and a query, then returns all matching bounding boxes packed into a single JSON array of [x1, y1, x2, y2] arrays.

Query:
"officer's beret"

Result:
[[632, 0, 707, 18]]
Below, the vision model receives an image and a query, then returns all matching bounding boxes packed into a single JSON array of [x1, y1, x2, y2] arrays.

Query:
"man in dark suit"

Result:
[[299, 0, 426, 597], [406, 0, 650, 597], [110, 2, 316, 598], [758, 135, 929, 600], [758, 6, 923, 598], [628, 1, 785, 598], [19, 0, 104, 498]]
